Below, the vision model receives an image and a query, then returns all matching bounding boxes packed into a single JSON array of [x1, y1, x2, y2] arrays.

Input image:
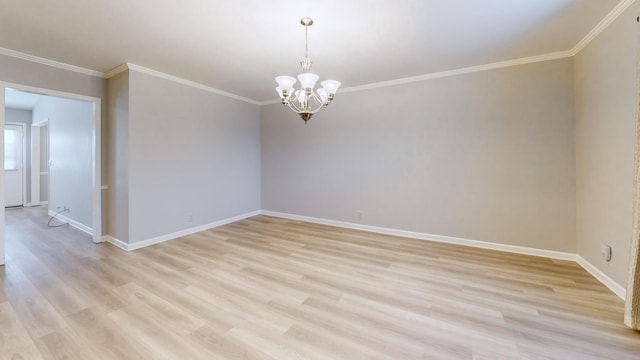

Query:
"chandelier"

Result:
[[275, 17, 341, 123]]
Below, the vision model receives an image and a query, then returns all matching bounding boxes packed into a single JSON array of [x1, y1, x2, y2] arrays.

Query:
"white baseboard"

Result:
[[576, 256, 626, 300], [99, 208, 627, 300], [103, 210, 261, 252], [260, 210, 577, 261], [102, 235, 128, 251], [47, 210, 93, 236], [261, 210, 629, 299], [40, 201, 49, 205]]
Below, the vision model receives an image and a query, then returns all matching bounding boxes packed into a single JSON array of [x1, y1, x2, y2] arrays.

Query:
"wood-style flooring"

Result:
[[2, 206, 640, 359]]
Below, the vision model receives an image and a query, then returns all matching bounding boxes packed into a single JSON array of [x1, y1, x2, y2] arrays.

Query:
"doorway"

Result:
[[0, 82, 102, 265]]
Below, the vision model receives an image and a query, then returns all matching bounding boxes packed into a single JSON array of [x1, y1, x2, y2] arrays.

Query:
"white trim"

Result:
[[99, 208, 627, 300], [31, 125, 40, 205], [91, 99, 102, 243], [105, 63, 261, 106], [48, 209, 93, 236], [104, 210, 261, 251], [1, 82, 101, 103], [103, 235, 128, 251], [260, 210, 577, 261], [336, 52, 573, 95], [32, 119, 48, 127], [576, 256, 626, 300], [0, 47, 103, 77], [0, 91, 4, 265], [570, 0, 636, 56], [260, 0, 634, 105], [0, 0, 632, 107], [40, 201, 48, 205], [261, 210, 631, 299], [259, 51, 573, 105], [103, 63, 129, 79]]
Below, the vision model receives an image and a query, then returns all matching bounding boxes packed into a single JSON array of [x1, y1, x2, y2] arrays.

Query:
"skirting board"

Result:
[[99, 208, 626, 300], [47, 210, 93, 236], [260, 210, 626, 300], [576, 256, 626, 300], [261, 210, 576, 261], [103, 210, 261, 252]]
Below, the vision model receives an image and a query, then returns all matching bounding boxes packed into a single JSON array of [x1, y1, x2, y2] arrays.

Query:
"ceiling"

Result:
[[0, 0, 624, 102], [4, 88, 44, 110]]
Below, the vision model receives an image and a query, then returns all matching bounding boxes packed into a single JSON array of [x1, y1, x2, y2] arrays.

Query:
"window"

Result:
[[4, 128, 20, 170]]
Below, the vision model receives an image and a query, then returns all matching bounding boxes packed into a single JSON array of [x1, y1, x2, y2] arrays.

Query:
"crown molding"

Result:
[[0, 46, 103, 77], [2, 0, 633, 106], [570, 0, 636, 56], [105, 63, 261, 106], [340, 51, 573, 94], [259, 50, 573, 105], [103, 63, 129, 78]]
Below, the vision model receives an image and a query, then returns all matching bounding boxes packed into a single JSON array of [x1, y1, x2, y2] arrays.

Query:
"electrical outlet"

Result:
[[64, 206, 69, 212], [187, 213, 193, 223], [601, 245, 612, 262], [356, 211, 363, 220]]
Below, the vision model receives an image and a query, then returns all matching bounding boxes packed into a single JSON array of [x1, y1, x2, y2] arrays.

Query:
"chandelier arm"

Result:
[[283, 93, 323, 114], [305, 94, 324, 114], [309, 91, 325, 107], [286, 99, 304, 113]]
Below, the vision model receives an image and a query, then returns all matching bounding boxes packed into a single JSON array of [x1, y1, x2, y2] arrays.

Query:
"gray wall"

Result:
[[33, 96, 95, 229], [106, 71, 130, 242], [262, 58, 577, 253], [126, 71, 261, 244], [575, 2, 640, 287], [5, 108, 32, 203]]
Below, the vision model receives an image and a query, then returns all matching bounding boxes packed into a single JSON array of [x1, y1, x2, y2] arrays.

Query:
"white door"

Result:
[[4, 124, 24, 207]]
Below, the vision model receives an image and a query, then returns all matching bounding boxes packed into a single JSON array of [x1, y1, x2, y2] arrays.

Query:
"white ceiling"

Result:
[[0, 0, 624, 102], [4, 88, 43, 110]]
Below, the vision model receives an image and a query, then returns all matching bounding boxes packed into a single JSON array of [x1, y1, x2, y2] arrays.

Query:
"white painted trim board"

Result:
[[104, 210, 261, 251], [101, 207, 627, 300], [48, 209, 93, 236], [576, 256, 627, 300], [260, 210, 626, 300], [261, 210, 577, 261]]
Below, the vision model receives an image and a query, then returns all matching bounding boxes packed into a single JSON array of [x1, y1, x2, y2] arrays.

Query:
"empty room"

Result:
[[1, 0, 640, 359]]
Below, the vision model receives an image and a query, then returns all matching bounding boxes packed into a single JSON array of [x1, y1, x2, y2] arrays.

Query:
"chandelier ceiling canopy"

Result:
[[275, 17, 341, 124]]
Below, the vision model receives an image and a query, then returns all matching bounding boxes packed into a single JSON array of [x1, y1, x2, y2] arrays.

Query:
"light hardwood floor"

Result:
[[2, 207, 640, 359]]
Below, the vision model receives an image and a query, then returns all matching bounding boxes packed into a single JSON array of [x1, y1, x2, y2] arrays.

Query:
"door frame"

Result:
[[0, 82, 102, 265], [4, 121, 27, 207]]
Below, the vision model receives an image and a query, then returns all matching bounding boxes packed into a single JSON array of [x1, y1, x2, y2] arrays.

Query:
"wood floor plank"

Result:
[[3, 207, 640, 359]]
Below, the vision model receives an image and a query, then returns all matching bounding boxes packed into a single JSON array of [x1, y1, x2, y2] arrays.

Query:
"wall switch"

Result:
[[601, 245, 612, 262]]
